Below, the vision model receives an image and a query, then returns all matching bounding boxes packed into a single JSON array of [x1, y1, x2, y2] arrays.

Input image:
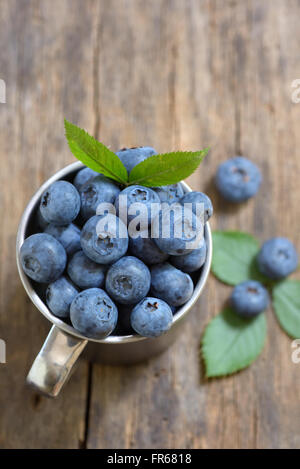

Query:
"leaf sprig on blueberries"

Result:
[[64, 119, 209, 187], [64, 120, 128, 184]]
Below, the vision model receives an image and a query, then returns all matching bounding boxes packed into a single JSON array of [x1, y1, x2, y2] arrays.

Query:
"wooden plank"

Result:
[[86, 0, 300, 449], [0, 0, 299, 449], [0, 0, 99, 449], [86, 0, 239, 449], [235, 0, 300, 449]]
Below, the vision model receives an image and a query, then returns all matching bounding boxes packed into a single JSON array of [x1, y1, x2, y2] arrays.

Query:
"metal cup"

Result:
[[16, 162, 212, 397]]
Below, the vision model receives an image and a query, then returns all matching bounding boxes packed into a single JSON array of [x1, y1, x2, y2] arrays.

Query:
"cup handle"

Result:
[[26, 325, 88, 398]]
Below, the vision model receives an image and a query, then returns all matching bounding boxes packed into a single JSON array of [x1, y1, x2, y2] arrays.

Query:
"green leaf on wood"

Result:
[[212, 231, 268, 286], [202, 308, 267, 377], [273, 280, 300, 339], [64, 119, 128, 184], [128, 149, 209, 187]]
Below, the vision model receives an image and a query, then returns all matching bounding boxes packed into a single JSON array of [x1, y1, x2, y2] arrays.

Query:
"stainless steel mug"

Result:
[[16, 162, 212, 397]]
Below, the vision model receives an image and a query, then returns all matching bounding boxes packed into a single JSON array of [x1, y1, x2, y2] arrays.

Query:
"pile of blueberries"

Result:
[[20, 146, 213, 340], [228, 237, 298, 319], [214, 156, 298, 318]]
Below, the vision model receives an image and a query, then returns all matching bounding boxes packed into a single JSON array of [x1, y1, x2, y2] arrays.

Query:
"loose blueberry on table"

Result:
[[215, 156, 261, 203], [230, 280, 269, 318], [20, 120, 212, 339], [257, 237, 298, 280]]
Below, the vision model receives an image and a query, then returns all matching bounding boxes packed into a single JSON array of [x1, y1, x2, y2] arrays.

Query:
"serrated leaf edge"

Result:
[[272, 280, 300, 339], [128, 148, 209, 186], [64, 119, 128, 185], [212, 230, 260, 244], [201, 311, 267, 378], [211, 230, 263, 286]]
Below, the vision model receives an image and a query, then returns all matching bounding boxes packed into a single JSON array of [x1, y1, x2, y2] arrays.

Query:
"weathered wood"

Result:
[[87, 0, 300, 449], [0, 0, 299, 449], [0, 0, 99, 449]]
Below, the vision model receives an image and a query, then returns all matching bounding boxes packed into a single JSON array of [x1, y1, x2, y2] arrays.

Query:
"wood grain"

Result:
[[0, 0, 98, 449], [0, 0, 299, 449]]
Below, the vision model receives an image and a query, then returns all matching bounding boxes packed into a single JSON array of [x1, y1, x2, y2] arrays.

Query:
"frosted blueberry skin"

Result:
[[150, 263, 194, 306], [70, 288, 118, 339], [80, 214, 128, 265], [180, 191, 213, 223], [215, 156, 261, 202], [230, 281, 269, 318], [67, 250, 106, 289], [80, 174, 120, 221], [129, 227, 169, 265], [115, 185, 160, 227], [40, 181, 80, 225], [153, 183, 184, 205], [131, 297, 173, 338], [20, 233, 67, 283], [116, 146, 157, 174], [170, 238, 207, 273], [105, 256, 151, 305], [46, 276, 78, 318], [73, 167, 99, 191], [257, 237, 298, 280], [44, 223, 81, 257], [152, 206, 204, 255]]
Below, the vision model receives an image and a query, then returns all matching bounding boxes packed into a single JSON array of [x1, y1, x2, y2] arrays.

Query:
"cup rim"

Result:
[[16, 161, 212, 344]]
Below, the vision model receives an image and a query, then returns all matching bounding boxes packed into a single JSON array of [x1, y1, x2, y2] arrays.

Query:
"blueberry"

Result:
[[116, 146, 157, 174], [70, 288, 118, 339], [20, 233, 67, 283], [80, 214, 128, 264], [129, 227, 169, 265], [180, 191, 213, 223], [105, 256, 151, 305], [152, 205, 204, 255], [80, 175, 120, 221], [44, 223, 81, 256], [73, 167, 99, 191], [131, 297, 173, 338], [150, 263, 194, 306], [67, 250, 106, 289], [153, 183, 184, 204], [170, 238, 207, 272], [115, 185, 160, 227], [46, 276, 78, 318], [215, 156, 261, 202], [257, 237, 298, 280], [40, 181, 80, 225], [230, 281, 269, 318]]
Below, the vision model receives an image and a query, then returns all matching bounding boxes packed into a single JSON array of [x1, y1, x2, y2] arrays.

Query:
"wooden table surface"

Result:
[[0, 0, 299, 449]]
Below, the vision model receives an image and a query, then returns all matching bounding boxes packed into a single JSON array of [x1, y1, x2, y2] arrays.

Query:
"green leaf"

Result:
[[64, 119, 128, 184], [202, 308, 267, 377], [212, 231, 268, 286], [273, 280, 300, 339], [128, 149, 209, 187]]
